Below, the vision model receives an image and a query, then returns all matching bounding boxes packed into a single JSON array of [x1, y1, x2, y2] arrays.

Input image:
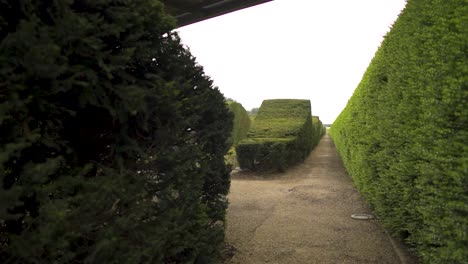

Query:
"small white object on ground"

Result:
[[351, 214, 374, 220]]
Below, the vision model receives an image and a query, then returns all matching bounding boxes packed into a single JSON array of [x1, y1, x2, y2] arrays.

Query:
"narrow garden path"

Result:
[[224, 134, 417, 264]]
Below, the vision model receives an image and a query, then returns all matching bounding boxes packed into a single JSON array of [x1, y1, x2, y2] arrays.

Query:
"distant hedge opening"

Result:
[[0, 1, 232, 263], [236, 99, 313, 171], [330, 1, 467, 263], [311, 116, 326, 148]]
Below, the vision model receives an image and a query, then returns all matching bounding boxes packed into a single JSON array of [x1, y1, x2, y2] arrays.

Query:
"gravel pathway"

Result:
[[224, 134, 418, 264]]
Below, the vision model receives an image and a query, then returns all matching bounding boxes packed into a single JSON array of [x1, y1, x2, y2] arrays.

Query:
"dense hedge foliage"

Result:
[[236, 99, 313, 171], [0, 1, 232, 263], [311, 116, 326, 149], [227, 100, 251, 146], [330, 1, 467, 263]]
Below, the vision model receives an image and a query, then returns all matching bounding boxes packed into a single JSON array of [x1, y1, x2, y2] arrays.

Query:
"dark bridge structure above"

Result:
[[162, 0, 273, 27]]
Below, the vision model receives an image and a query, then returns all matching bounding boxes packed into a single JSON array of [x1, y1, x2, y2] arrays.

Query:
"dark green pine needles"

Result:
[[0, 1, 233, 263]]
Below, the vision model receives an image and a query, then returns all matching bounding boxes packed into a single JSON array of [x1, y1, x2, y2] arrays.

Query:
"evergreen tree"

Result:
[[0, 0, 232, 263]]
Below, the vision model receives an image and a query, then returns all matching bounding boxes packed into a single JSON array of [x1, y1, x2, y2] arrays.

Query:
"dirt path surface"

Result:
[[224, 134, 415, 264]]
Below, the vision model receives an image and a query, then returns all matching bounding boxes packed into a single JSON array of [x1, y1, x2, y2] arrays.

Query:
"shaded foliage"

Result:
[[311, 116, 325, 149], [0, 0, 232, 263], [227, 100, 251, 147]]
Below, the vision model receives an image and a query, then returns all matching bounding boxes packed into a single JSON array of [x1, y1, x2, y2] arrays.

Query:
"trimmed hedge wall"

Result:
[[0, 1, 232, 263], [330, 1, 467, 263], [227, 100, 251, 146], [311, 116, 326, 149], [236, 99, 313, 171]]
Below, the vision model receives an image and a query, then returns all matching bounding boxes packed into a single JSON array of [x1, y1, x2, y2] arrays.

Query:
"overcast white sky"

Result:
[[177, 0, 407, 124]]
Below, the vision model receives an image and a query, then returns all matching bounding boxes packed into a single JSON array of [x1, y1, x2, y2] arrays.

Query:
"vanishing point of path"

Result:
[[224, 134, 417, 264]]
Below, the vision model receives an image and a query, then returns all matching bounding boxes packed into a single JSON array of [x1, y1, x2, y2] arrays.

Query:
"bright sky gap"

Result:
[[177, 0, 407, 124]]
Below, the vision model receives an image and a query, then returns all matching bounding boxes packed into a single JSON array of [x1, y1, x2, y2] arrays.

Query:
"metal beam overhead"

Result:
[[162, 0, 273, 27]]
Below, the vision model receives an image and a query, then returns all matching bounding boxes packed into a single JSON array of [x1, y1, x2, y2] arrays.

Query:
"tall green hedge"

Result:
[[236, 99, 313, 171], [0, 1, 232, 263], [311, 116, 326, 148], [227, 100, 251, 146], [330, 1, 467, 263]]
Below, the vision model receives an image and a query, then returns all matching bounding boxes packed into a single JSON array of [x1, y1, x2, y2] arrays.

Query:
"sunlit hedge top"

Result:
[[312, 116, 320, 125], [246, 99, 311, 140]]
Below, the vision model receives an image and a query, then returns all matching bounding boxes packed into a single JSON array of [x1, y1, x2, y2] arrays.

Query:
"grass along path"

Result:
[[224, 134, 418, 264]]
